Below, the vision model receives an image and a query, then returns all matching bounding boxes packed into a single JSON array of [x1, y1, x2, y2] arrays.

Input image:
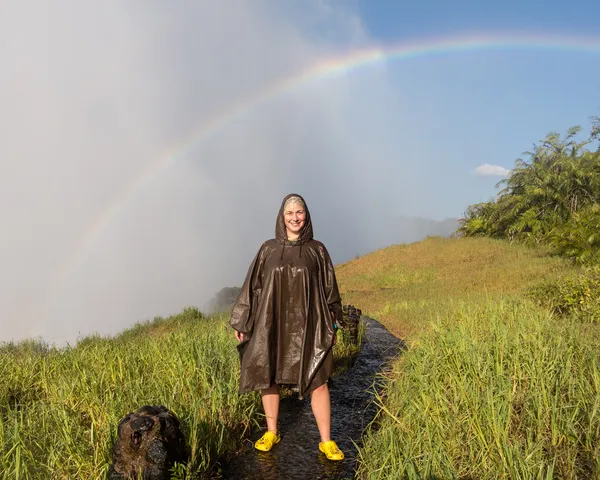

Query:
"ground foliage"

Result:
[[359, 300, 600, 479], [528, 264, 600, 323], [0, 307, 358, 479], [336, 237, 600, 479], [1, 308, 255, 479], [459, 116, 600, 265], [336, 237, 569, 340]]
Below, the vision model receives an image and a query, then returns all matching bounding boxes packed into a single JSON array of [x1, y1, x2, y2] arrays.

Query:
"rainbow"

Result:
[[43, 31, 600, 326]]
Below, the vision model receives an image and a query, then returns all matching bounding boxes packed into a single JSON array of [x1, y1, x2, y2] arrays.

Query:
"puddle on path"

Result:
[[217, 317, 404, 480]]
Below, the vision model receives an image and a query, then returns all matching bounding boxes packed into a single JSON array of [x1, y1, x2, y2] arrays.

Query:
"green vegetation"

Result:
[[0, 307, 360, 478], [337, 236, 570, 340], [1, 307, 255, 479], [528, 265, 600, 323], [336, 237, 600, 479], [459, 116, 600, 264], [358, 299, 599, 479]]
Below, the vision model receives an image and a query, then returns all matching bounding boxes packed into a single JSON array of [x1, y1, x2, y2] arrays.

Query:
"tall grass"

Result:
[[1, 306, 360, 479], [357, 299, 600, 479], [0, 307, 259, 479], [335, 237, 599, 478]]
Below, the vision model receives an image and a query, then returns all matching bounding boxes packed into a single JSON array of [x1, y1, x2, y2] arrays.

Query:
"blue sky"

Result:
[[351, 0, 600, 218], [359, 0, 600, 40]]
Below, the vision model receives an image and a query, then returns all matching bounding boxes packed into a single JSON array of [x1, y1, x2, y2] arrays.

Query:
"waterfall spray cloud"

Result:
[[0, 1, 403, 343]]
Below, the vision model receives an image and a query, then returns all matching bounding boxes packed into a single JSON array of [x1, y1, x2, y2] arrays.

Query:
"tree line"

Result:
[[459, 115, 600, 263]]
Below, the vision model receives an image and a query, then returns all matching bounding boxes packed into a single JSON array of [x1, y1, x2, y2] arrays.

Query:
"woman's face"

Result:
[[284, 202, 306, 237]]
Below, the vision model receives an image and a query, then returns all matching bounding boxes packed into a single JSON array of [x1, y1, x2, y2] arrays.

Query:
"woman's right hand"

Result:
[[235, 330, 246, 342]]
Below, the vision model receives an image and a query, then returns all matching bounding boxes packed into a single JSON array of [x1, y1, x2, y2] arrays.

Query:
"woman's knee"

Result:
[[311, 383, 329, 397], [261, 384, 279, 396]]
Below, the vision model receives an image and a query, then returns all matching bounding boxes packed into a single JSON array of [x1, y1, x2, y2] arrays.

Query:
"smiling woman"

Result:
[[229, 193, 345, 461]]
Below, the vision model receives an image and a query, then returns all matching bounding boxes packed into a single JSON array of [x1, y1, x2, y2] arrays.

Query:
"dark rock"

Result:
[[342, 304, 361, 344], [108, 405, 189, 480]]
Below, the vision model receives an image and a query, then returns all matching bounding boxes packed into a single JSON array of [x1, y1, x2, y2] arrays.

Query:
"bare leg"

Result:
[[310, 383, 331, 442], [261, 385, 280, 433]]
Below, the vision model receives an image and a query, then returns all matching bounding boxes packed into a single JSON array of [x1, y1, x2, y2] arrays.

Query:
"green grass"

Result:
[[332, 321, 366, 374], [357, 298, 600, 479], [1, 307, 257, 479], [336, 237, 600, 479], [0, 306, 359, 479], [336, 237, 570, 340]]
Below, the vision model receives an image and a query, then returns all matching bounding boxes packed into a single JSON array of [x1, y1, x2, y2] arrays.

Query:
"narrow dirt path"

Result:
[[217, 317, 403, 480]]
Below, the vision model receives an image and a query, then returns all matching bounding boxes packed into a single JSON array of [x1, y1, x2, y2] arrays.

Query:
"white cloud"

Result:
[[474, 164, 510, 177]]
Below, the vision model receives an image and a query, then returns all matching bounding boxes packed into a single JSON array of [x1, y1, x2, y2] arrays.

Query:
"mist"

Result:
[[0, 1, 441, 344]]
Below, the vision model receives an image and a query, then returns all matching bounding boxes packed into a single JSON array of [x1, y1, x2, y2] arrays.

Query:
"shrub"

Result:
[[528, 265, 600, 322], [548, 205, 600, 264]]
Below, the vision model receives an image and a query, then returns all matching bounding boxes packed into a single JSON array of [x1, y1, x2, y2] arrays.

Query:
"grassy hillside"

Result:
[[336, 237, 600, 479], [337, 236, 570, 340]]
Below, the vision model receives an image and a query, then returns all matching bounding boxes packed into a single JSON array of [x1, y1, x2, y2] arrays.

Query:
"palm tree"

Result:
[[460, 117, 600, 262]]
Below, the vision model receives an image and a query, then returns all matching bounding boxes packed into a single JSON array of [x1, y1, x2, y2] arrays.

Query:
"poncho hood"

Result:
[[275, 193, 313, 244]]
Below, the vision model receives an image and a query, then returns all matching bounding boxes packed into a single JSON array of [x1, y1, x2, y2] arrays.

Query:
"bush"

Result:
[[548, 205, 600, 264], [528, 265, 600, 322]]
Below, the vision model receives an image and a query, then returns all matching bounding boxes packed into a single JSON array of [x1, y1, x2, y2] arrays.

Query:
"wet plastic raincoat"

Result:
[[229, 194, 343, 398]]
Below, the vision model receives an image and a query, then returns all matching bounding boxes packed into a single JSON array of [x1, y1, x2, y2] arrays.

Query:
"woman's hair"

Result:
[[284, 196, 305, 210]]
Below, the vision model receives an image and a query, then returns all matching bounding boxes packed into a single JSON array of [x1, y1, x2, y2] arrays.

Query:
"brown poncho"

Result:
[[229, 194, 343, 398]]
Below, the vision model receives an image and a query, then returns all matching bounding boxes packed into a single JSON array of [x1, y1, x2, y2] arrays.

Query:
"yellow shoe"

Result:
[[319, 440, 344, 461], [255, 431, 280, 452]]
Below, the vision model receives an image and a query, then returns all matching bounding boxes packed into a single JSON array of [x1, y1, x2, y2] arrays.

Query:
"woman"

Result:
[[229, 193, 344, 461]]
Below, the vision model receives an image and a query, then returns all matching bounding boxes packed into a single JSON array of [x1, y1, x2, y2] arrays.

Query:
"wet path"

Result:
[[218, 317, 404, 480]]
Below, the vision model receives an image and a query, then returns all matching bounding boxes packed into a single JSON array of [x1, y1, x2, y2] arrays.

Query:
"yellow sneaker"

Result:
[[254, 431, 280, 452], [318, 440, 344, 461]]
